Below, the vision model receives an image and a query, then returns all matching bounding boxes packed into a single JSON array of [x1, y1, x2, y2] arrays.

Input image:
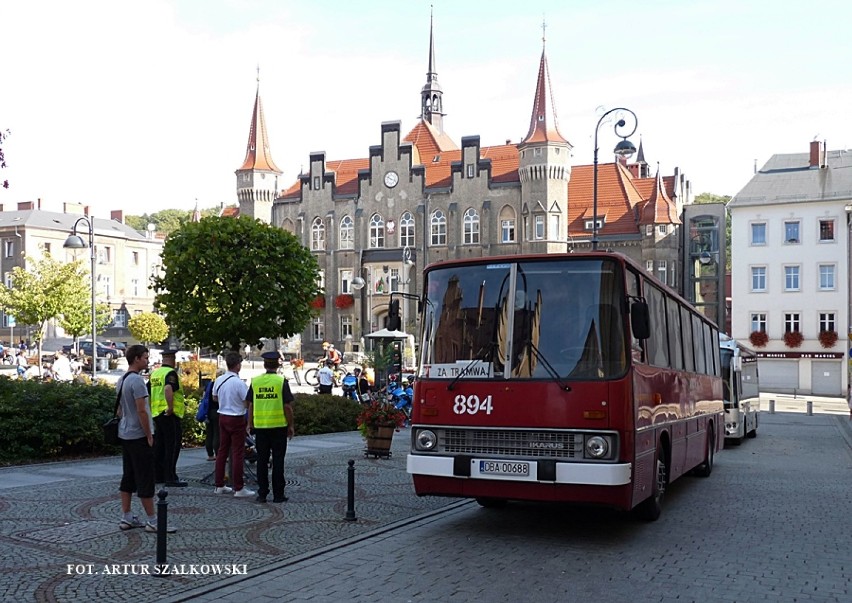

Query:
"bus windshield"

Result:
[[419, 258, 627, 380]]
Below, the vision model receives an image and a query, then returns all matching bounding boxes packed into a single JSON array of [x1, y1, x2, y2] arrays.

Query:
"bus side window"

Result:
[[625, 268, 645, 363]]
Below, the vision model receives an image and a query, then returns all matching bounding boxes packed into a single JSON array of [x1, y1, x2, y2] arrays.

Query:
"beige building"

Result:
[[234, 21, 699, 357], [0, 200, 163, 343]]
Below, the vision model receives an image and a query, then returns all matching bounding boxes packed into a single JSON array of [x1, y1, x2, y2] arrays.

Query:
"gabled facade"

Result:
[[236, 21, 696, 356], [728, 141, 850, 396]]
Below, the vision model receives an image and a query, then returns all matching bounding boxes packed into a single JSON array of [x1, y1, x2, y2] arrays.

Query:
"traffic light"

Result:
[[391, 342, 403, 375], [387, 299, 401, 331]]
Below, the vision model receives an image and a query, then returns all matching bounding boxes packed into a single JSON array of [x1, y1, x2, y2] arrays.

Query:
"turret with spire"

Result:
[[517, 23, 572, 253], [420, 7, 445, 133], [236, 67, 282, 224]]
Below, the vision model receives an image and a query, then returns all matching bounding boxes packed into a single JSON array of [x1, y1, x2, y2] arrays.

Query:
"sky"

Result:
[[2, 0, 851, 217]]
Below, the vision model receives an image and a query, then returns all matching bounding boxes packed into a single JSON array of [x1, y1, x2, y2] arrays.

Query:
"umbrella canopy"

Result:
[[365, 328, 409, 339]]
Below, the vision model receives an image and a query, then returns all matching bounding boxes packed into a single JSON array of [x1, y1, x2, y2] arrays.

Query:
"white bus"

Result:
[[720, 334, 760, 442]]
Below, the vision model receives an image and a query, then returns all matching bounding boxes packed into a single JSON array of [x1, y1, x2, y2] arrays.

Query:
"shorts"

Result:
[[120, 436, 155, 498]]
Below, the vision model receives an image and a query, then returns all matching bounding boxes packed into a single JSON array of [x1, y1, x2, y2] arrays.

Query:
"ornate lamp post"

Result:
[[63, 216, 97, 380], [592, 107, 638, 250]]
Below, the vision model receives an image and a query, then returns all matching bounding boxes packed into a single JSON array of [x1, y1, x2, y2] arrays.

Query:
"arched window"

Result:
[[498, 205, 516, 243], [339, 215, 354, 250], [400, 212, 415, 247], [311, 217, 325, 251], [430, 210, 446, 245], [463, 208, 480, 245], [369, 214, 385, 248]]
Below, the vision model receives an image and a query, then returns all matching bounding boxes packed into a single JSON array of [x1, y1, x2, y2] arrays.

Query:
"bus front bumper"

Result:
[[407, 454, 632, 486]]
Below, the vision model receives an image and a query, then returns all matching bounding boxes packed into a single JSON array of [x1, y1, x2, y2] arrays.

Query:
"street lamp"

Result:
[[592, 107, 638, 250], [351, 272, 371, 335], [63, 216, 97, 381]]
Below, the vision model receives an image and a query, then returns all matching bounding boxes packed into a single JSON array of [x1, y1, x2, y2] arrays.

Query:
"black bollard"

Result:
[[344, 459, 357, 521], [156, 488, 168, 574]]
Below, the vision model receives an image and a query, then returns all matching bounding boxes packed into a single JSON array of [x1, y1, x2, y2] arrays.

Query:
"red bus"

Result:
[[407, 252, 723, 520]]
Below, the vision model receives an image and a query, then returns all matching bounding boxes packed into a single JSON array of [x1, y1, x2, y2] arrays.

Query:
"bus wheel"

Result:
[[747, 416, 758, 438], [635, 444, 668, 521], [694, 426, 715, 477], [476, 497, 508, 509]]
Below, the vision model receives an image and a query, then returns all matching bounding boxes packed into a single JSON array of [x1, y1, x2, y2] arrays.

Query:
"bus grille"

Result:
[[442, 429, 583, 459]]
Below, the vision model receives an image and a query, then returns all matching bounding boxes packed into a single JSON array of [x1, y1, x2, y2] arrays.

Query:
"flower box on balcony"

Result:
[[310, 295, 326, 309], [818, 330, 838, 349]]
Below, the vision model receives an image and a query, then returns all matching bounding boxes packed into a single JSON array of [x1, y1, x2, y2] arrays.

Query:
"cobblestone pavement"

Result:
[[0, 430, 455, 601], [173, 410, 852, 603]]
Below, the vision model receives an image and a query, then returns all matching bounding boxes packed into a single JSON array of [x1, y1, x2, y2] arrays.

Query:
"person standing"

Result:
[[15, 350, 28, 378], [317, 360, 335, 394], [116, 345, 175, 533], [212, 352, 255, 498], [149, 349, 186, 488], [247, 351, 295, 503], [204, 369, 224, 461], [52, 350, 73, 382]]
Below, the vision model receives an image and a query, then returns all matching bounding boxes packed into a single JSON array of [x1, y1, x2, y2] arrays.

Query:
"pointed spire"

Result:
[[521, 33, 569, 145], [421, 6, 445, 133], [640, 163, 680, 224], [192, 199, 201, 223], [238, 67, 282, 173], [636, 137, 646, 164]]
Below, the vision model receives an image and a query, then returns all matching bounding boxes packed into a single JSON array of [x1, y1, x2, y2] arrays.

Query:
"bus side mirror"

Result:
[[631, 301, 651, 340]]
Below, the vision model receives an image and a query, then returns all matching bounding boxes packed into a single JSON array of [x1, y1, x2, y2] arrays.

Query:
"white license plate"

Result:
[[478, 460, 530, 476]]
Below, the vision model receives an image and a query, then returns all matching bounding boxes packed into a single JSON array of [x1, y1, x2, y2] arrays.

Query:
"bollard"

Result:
[[344, 459, 357, 522], [155, 488, 168, 575], [806, 400, 813, 416], [769, 399, 775, 414]]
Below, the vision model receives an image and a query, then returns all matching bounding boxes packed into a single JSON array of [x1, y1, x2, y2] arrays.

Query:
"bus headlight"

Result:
[[585, 435, 609, 459], [415, 430, 437, 451]]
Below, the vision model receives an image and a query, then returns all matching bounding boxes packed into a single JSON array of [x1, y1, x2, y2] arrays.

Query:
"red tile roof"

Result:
[[638, 171, 681, 225], [521, 49, 569, 145], [237, 86, 281, 173]]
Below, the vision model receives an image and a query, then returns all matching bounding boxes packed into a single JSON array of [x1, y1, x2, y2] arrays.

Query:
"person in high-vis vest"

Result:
[[148, 349, 186, 487], [246, 351, 295, 503]]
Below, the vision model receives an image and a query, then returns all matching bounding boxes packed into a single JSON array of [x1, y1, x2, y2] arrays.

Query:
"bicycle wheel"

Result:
[[304, 367, 319, 386]]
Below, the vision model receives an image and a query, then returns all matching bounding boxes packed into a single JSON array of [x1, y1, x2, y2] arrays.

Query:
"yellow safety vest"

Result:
[[149, 366, 186, 418], [251, 373, 287, 428]]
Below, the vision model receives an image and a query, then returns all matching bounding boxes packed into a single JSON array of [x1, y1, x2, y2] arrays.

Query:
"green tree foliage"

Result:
[[125, 206, 226, 237], [152, 215, 321, 351], [0, 255, 89, 366], [59, 300, 112, 341], [693, 192, 732, 270], [128, 312, 169, 344]]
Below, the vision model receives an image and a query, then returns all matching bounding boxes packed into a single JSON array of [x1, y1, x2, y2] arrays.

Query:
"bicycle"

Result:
[[277, 363, 303, 386], [304, 361, 351, 387]]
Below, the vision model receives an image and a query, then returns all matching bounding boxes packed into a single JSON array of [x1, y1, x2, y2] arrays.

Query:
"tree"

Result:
[[0, 254, 89, 370], [693, 192, 732, 270], [128, 312, 169, 345], [125, 206, 224, 236], [59, 298, 112, 345], [152, 215, 321, 351]]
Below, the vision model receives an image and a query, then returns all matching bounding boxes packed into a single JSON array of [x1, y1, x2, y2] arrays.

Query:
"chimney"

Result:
[[809, 140, 821, 167], [63, 202, 86, 215], [111, 210, 124, 224], [616, 155, 628, 167], [17, 201, 34, 210], [627, 164, 639, 178], [37, 197, 42, 209]]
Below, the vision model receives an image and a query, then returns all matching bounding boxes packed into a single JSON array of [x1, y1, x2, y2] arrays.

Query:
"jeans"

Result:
[[205, 406, 220, 458]]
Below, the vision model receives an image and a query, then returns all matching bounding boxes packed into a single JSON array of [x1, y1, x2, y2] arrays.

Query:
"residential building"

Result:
[[728, 141, 850, 396], [0, 200, 163, 343], [234, 20, 710, 358]]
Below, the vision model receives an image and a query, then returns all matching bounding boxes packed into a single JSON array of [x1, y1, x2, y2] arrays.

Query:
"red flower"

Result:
[[783, 331, 803, 348], [310, 295, 325, 309], [356, 402, 406, 438], [749, 331, 768, 348], [335, 294, 354, 309], [818, 330, 838, 349]]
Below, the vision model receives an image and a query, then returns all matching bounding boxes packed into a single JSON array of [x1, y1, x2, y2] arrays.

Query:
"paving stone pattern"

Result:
[[0, 432, 455, 601], [175, 413, 852, 603]]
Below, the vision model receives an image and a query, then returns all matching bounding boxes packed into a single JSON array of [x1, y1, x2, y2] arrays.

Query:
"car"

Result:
[[63, 341, 124, 360]]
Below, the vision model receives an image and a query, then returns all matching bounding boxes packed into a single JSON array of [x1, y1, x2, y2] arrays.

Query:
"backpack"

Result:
[[196, 380, 213, 422]]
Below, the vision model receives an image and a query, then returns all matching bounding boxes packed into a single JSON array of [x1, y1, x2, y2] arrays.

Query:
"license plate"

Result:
[[479, 461, 530, 476]]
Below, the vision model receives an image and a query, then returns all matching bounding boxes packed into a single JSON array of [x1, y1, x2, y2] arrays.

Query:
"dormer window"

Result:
[[584, 219, 604, 230], [432, 155, 440, 163]]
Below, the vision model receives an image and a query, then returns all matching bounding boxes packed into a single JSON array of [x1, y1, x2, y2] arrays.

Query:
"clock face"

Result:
[[384, 171, 399, 188]]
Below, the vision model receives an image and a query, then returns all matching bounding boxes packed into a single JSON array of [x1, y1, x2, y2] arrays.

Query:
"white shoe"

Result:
[[213, 486, 233, 494], [234, 488, 256, 498]]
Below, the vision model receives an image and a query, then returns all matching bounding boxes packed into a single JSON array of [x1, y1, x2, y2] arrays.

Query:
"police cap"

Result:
[[160, 349, 178, 356], [261, 351, 280, 361]]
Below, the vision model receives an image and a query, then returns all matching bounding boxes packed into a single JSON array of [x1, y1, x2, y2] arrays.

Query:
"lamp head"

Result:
[[613, 138, 637, 159], [63, 234, 86, 249], [351, 276, 366, 291]]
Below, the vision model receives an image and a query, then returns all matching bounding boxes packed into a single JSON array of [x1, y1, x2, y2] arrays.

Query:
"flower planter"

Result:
[[818, 330, 838, 349], [783, 331, 803, 348], [335, 294, 355, 309], [749, 330, 768, 348], [364, 423, 395, 459]]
